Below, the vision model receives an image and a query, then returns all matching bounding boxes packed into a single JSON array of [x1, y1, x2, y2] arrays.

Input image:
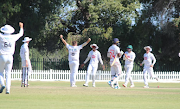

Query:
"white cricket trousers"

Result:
[[143, 67, 158, 86], [111, 63, 122, 86], [69, 61, 79, 86], [0, 55, 13, 92], [85, 64, 98, 85], [124, 65, 134, 85], [21, 59, 32, 83]]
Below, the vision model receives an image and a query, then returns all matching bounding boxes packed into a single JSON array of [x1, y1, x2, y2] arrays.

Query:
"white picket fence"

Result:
[[6, 69, 180, 83]]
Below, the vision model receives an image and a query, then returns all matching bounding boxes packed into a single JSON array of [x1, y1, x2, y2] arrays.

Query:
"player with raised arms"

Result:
[[107, 38, 124, 89], [0, 22, 24, 94], [140, 46, 158, 88], [122, 45, 136, 88], [81, 44, 105, 87], [60, 35, 91, 87]]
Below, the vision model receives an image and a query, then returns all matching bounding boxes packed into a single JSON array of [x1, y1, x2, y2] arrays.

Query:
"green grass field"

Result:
[[0, 81, 180, 109]]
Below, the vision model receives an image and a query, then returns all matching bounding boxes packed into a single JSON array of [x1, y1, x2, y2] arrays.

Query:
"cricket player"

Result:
[[0, 22, 24, 94], [107, 38, 124, 89], [20, 37, 32, 86], [122, 45, 136, 88], [81, 44, 105, 87], [140, 46, 158, 88], [60, 35, 91, 87]]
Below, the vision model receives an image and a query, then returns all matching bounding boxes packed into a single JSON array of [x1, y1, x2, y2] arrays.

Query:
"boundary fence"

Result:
[[8, 69, 180, 83]]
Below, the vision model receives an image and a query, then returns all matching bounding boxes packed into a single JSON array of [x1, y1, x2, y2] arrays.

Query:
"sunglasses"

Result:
[[92, 46, 96, 48]]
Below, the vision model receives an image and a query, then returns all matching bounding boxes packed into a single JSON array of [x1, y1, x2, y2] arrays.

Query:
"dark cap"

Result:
[[113, 38, 120, 44]]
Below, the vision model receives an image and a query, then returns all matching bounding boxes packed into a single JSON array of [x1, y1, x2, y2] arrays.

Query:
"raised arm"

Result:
[[13, 22, 24, 41], [60, 35, 68, 45], [81, 38, 91, 47]]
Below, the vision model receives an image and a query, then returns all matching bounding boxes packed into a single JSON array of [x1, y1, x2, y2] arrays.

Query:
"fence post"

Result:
[[50, 69, 52, 80], [99, 70, 101, 80]]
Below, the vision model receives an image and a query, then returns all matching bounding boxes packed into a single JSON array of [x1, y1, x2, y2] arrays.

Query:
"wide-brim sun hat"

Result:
[[1, 25, 15, 34], [22, 37, 32, 42], [90, 44, 99, 49], [144, 46, 152, 51]]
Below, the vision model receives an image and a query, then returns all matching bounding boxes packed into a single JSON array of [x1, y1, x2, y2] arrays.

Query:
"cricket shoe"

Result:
[[122, 84, 127, 88], [129, 85, 135, 88], [92, 84, 96, 87], [143, 85, 149, 88], [71, 85, 77, 87], [107, 81, 114, 88], [114, 86, 121, 89], [156, 78, 159, 81], [25, 84, 29, 86], [83, 84, 88, 87], [6, 92, 10, 94], [0, 86, 5, 93]]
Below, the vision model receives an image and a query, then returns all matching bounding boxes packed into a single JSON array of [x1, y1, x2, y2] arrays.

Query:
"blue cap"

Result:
[[113, 38, 119, 44]]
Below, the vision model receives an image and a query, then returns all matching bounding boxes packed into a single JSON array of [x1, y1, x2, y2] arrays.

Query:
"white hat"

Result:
[[22, 37, 32, 42], [90, 44, 99, 49], [144, 46, 152, 51], [1, 25, 15, 34]]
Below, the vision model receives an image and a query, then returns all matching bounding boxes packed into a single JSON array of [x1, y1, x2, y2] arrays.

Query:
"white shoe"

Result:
[[92, 84, 96, 87], [122, 84, 127, 88], [143, 85, 149, 88], [130, 85, 135, 88], [83, 84, 88, 87], [114, 86, 120, 89], [107, 81, 114, 88], [156, 78, 159, 81], [71, 85, 77, 87]]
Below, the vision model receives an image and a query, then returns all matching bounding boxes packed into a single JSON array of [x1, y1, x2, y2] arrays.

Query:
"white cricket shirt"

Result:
[[108, 44, 121, 65], [123, 51, 136, 65], [84, 50, 103, 66], [20, 43, 29, 60], [0, 28, 24, 55], [142, 52, 156, 67], [66, 44, 83, 62]]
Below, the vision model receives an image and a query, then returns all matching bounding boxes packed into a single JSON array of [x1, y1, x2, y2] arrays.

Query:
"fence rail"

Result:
[[7, 70, 180, 83], [13, 58, 180, 71]]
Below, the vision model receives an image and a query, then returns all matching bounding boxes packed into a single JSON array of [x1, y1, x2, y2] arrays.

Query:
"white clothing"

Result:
[[143, 67, 158, 86], [69, 61, 79, 86], [0, 28, 23, 55], [142, 52, 158, 86], [123, 51, 136, 85], [123, 51, 136, 65], [20, 43, 32, 82], [20, 43, 30, 61], [66, 44, 84, 86], [0, 55, 13, 92], [108, 44, 121, 66], [66, 44, 82, 62], [85, 64, 98, 85], [124, 65, 134, 85], [84, 50, 103, 85], [84, 50, 103, 66], [142, 52, 156, 68], [0, 28, 23, 92]]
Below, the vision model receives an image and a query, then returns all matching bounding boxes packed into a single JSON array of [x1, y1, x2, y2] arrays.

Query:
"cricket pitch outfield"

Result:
[[0, 81, 180, 109]]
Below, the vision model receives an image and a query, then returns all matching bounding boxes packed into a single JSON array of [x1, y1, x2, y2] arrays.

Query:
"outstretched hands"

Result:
[[60, 35, 63, 39], [19, 22, 23, 28]]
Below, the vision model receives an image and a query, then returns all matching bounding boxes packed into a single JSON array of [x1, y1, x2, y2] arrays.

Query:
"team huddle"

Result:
[[0, 22, 158, 94]]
